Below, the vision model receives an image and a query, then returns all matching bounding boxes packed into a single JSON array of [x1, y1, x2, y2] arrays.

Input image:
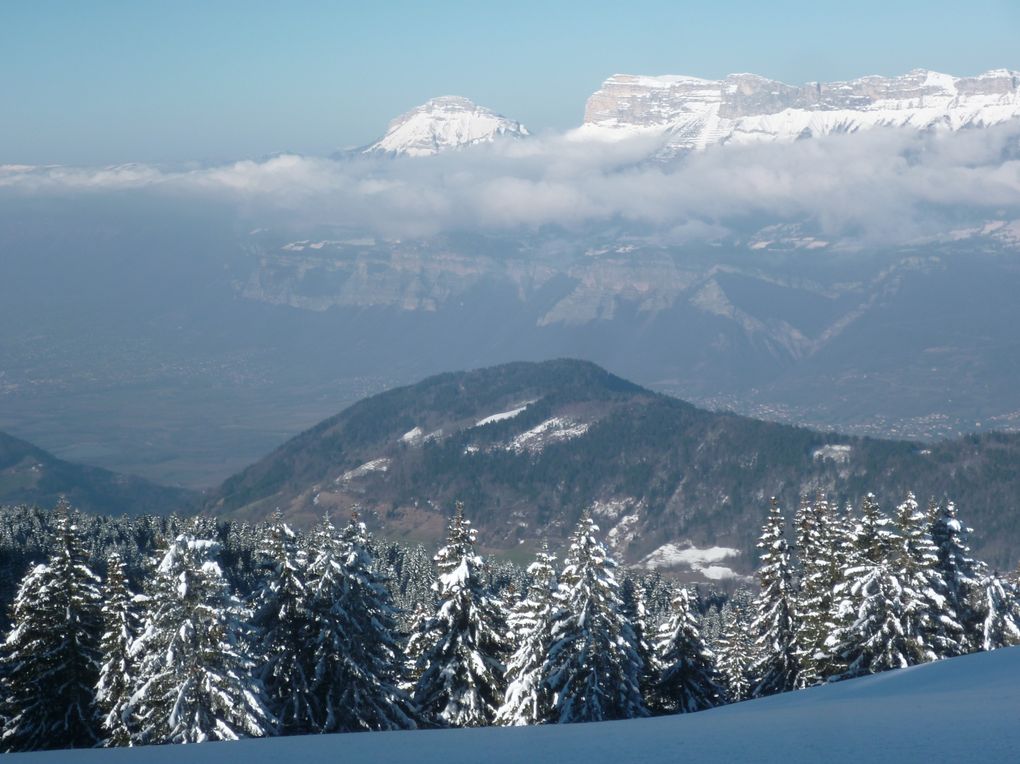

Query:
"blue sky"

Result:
[[3, 0, 1019, 164]]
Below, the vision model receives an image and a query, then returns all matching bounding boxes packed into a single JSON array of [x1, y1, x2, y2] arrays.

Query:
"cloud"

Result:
[[2, 123, 1020, 243]]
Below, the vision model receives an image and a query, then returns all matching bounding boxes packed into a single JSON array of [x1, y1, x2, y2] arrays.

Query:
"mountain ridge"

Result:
[[0, 430, 196, 516], [575, 67, 1020, 153], [205, 359, 1020, 577]]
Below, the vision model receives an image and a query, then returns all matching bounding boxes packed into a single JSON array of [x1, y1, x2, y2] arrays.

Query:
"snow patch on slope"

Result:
[[641, 542, 742, 579], [506, 417, 590, 453], [474, 403, 533, 427], [337, 458, 390, 482]]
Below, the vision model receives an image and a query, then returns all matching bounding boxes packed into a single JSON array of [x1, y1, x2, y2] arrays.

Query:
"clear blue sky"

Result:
[[3, 0, 1019, 164]]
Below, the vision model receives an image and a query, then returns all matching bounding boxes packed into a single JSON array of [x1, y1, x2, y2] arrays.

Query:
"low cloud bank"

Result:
[[3, 124, 1019, 243]]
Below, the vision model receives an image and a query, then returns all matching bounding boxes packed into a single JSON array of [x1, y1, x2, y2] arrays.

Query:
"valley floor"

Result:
[[11, 647, 1020, 763]]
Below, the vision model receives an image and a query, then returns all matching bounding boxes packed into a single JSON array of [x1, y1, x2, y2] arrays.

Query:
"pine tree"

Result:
[[748, 499, 800, 697], [413, 503, 507, 727], [96, 552, 137, 747], [495, 544, 558, 726], [826, 495, 912, 678], [0, 509, 103, 752], [127, 534, 273, 744], [929, 501, 984, 652], [309, 513, 416, 732], [650, 587, 726, 714], [544, 512, 647, 723], [892, 493, 962, 662], [620, 575, 656, 700], [973, 573, 1020, 650], [794, 495, 840, 686], [715, 599, 754, 702], [252, 518, 318, 735]]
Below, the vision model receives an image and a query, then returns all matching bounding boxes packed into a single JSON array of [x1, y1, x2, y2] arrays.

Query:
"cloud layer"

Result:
[[3, 123, 1020, 243]]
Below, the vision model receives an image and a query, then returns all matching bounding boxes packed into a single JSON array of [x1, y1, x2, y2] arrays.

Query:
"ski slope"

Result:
[[11, 647, 1020, 763]]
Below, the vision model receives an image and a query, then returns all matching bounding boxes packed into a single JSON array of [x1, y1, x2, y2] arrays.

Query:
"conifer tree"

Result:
[[0, 509, 103, 752], [621, 575, 656, 700], [496, 544, 558, 726], [794, 495, 840, 686], [650, 587, 726, 714], [715, 600, 754, 702], [892, 493, 962, 662], [826, 495, 912, 678], [973, 573, 1020, 650], [413, 503, 507, 727], [544, 512, 647, 723], [252, 518, 318, 735], [96, 552, 137, 747], [127, 534, 273, 744], [309, 513, 417, 732], [748, 499, 800, 697], [929, 501, 983, 652]]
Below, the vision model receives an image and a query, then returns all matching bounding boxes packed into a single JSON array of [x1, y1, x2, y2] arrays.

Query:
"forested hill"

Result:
[[207, 359, 1020, 574], [0, 430, 196, 517]]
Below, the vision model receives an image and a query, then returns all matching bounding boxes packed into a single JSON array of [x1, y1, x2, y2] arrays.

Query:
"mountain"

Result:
[[0, 430, 196, 516], [363, 96, 529, 157], [208, 360, 1020, 578], [575, 69, 1020, 154]]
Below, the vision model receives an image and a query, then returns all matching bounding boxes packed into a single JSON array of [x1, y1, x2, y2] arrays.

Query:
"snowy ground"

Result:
[[12, 647, 1020, 763]]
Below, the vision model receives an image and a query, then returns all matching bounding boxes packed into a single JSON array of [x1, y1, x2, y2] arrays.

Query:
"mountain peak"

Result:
[[364, 96, 529, 157]]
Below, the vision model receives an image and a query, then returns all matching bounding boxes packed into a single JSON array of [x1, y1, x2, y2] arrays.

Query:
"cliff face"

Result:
[[578, 69, 1020, 152]]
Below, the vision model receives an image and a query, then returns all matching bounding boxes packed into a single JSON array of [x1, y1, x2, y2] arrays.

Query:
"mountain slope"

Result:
[[364, 96, 529, 156], [14, 646, 1020, 763], [0, 430, 196, 516], [208, 360, 1020, 575], [576, 68, 1020, 154]]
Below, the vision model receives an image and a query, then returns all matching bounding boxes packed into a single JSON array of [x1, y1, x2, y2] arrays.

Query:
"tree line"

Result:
[[0, 493, 1017, 752]]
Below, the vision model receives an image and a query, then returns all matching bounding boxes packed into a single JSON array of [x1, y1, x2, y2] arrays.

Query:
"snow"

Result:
[[337, 458, 390, 482], [400, 427, 424, 445], [18, 647, 1020, 763], [474, 403, 532, 427], [506, 417, 590, 453], [641, 542, 742, 579]]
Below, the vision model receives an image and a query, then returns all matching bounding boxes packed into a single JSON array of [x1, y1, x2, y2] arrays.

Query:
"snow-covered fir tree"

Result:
[[650, 587, 726, 714], [826, 495, 913, 678], [307, 512, 416, 733], [928, 501, 984, 651], [892, 493, 963, 662], [495, 543, 558, 726], [794, 495, 840, 686], [973, 573, 1020, 650], [127, 534, 273, 744], [544, 512, 647, 723], [413, 503, 507, 727], [621, 575, 656, 700], [748, 499, 800, 696], [96, 552, 137, 747], [0, 509, 103, 752], [715, 596, 754, 702], [252, 518, 318, 735]]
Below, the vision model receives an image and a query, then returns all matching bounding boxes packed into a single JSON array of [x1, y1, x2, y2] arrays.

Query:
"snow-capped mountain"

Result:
[[364, 96, 529, 157], [575, 68, 1020, 154]]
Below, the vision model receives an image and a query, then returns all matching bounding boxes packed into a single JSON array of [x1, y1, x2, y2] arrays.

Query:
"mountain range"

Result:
[[353, 68, 1020, 157]]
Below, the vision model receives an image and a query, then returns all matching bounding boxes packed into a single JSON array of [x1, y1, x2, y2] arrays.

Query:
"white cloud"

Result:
[[2, 123, 1019, 243]]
